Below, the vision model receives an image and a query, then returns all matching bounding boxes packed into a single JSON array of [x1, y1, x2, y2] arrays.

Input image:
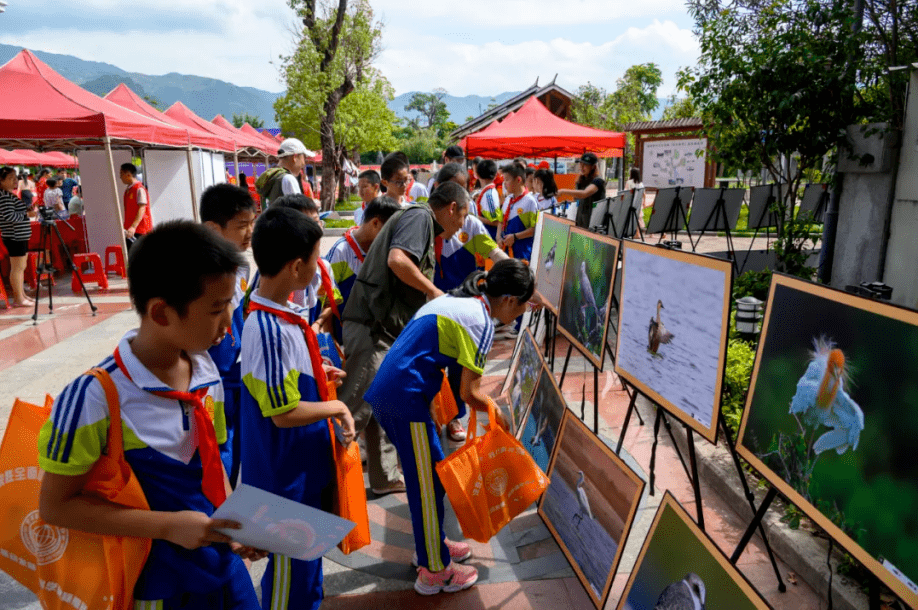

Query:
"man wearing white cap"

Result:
[[258, 137, 310, 206]]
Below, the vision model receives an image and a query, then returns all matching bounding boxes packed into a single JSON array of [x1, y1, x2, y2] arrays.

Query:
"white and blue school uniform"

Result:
[[325, 229, 364, 342], [434, 214, 497, 293], [364, 295, 494, 571], [209, 264, 250, 487], [38, 331, 258, 609], [475, 184, 501, 239], [500, 190, 539, 263], [240, 293, 333, 610]]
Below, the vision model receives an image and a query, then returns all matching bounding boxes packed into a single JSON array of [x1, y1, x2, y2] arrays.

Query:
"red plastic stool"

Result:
[[104, 245, 126, 278], [0, 280, 9, 308], [27, 252, 55, 290], [72, 253, 109, 293]]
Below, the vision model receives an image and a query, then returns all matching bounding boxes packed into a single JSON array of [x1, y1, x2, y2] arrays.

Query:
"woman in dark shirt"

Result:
[[0, 166, 34, 307], [558, 152, 606, 228]]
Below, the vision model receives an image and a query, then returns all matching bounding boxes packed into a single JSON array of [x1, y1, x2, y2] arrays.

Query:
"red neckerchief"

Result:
[[343, 227, 365, 263], [317, 262, 340, 320], [248, 300, 330, 402], [475, 184, 495, 215], [500, 189, 528, 236], [475, 294, 491, 317], [113, 347, 226, 508], [405, 178, 414, 203]]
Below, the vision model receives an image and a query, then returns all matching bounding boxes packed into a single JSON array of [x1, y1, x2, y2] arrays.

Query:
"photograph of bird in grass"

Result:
[[557, 228, 618, 367], [738, 277, 918, 601]]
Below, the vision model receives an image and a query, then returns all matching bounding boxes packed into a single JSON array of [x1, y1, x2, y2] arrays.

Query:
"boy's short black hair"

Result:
[[363, 196, 401, 224], [252, 206, 323, 277], [128, 220, 243, 317], [444, 145, 464, 161], [476, 159, 497, 181], [271, 193, 319, 215], [501, 161, 526, 181], [435, 162, 465, 186], [358, 169, 380, 185], [380, 152, 409, 181], [46, 178, 57, 189], [120, 163, 138, 176], [199, 183, 256, 227], [428, 181, 469, 212]]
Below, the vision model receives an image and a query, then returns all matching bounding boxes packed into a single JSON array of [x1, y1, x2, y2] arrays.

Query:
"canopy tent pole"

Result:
[[104, 136, 129, 264], [186, 147, 200, 222]]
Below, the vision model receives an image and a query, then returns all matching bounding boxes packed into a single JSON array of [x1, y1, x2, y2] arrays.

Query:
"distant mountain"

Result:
[[389, 91, 522, 125], [0, 44, 284, 127]]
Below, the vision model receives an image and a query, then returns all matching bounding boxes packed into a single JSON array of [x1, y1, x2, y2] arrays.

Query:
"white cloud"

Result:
[[378, 20, 699, 97]]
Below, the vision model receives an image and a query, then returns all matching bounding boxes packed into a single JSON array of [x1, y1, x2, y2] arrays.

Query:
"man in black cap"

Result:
[[427, 145, 465, 193], [558, 152, 606, 228]]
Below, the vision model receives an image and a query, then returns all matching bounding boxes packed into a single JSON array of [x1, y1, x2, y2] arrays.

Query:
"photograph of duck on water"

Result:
[[533, 214, 574, 315], [614, 240, 732, 443], [737, 275, 918, 609], [557, 227, 619, 369], [541, 411, 645, 610]]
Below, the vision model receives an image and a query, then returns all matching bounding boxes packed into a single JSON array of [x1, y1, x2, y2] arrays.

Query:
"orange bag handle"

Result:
[[86, 368, 125, 460], [465, 398, 499, 443]]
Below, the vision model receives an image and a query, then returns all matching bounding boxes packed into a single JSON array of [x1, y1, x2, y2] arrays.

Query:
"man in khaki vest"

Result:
[[340, 162, 469, 495]]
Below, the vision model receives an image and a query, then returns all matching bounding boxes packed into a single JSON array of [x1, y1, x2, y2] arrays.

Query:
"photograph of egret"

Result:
[[557, 227, 619, 369], [615, 240, 732, 443], [517, 362, 567, 473], [737, 275, 918, 608], [501, 329, 544, 432], [534, 214, 574, 314], [541, 411, 645, 610], [617, 492, 771, 610]]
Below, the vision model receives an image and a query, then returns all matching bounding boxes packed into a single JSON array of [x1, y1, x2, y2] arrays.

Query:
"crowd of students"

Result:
[[32, 143, 627, 608]]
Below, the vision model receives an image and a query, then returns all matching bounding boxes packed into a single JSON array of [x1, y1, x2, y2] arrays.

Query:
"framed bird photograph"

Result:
[[517, 360, 567, 474], [533, 213, 574, 315], [500, 328, 544, 432], [540, 411, 645, 610], [617, 491, 772, 610], [557, 227, 619, 369], [614, 240, 733, 444], [736, 274, 918, 609]]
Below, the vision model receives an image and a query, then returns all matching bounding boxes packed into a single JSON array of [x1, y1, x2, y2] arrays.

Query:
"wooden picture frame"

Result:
[[556, 227, 619, 369], [616, 492, 772, 610], [499, 328, 543, 432], [614, 239, 733, 444], [540, 411, 645, 610], [533, 213, 574, 315], [736, 274, 918, 608], [516, 360, 567, 475]]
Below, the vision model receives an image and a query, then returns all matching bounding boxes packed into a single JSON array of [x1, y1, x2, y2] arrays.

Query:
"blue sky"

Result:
[[0, 0, 699, 98]]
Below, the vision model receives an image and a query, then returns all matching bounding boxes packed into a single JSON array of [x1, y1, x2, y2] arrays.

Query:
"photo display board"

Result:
[[533, 214, 574, 315], [737, 274, 918, 607], [797, 183, 830, 224], [646, 186, 693, 235], [607, 190, 634, 239], [687, 187, 745, 232], [541, 411, 645, 610], [500, 329, 544, 434], [557, 227, 619, 369], [642, 138, 707, 189], [617, 492, 772, 610], [516, 361, 567, 474], [615, 240, 733, 443]]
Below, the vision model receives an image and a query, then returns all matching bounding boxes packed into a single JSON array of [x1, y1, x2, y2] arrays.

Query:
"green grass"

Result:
[[324, 218, 355, 229], [334, 197, 361, 211], [641, 203, 819, 238]]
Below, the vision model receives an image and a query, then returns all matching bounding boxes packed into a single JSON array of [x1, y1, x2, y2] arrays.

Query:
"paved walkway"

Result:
[[0, 235, 827, 609]]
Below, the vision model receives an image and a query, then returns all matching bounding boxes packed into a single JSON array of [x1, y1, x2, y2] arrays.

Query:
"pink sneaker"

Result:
[[413, 538, 472, 566], [414, 562, 479, 595], [446, 418, 467, 442]]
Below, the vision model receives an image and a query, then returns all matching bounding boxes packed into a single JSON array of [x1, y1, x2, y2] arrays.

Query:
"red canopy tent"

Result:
[[39, 151, 79, 168], [239, 123, 281, 155], [105, 84, 235, 153], [213, 115, 274, 155], [464, 97, 625, 159], [163, 102, 248, 152], [0, 149, 43, 165]]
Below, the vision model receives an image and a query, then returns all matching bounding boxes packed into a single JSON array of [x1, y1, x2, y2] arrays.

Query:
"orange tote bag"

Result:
[[326, 381, 371, 554], [0, 368, 151, 610], [436, 399, 549, 543], [431, 371, 459, 427]]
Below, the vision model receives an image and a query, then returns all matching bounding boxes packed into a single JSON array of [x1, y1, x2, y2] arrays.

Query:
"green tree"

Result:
[[660, 91, 698, 121], [404, 88, 450, 129], [397, 126, 447, 164], [142, 95, 163, 110], [275, 0, 382, 210], [232, 112, 264, 129]]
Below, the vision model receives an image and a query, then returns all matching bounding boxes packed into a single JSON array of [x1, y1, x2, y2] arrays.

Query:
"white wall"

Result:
[[77, 148, 131, 257], [144, 150, 196, 225], [190, 151, 227, 204], [883, 70, 918, 309]]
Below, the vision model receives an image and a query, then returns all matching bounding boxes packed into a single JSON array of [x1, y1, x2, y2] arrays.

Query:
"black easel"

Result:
[[739, 186, 778, 274], [654, 186, 694, 247], [693, 186, 739, 275], [555, 343, 600, 436]]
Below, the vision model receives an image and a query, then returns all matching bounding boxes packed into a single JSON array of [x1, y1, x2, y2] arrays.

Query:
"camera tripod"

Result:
[[32, 212, 98, 324]]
